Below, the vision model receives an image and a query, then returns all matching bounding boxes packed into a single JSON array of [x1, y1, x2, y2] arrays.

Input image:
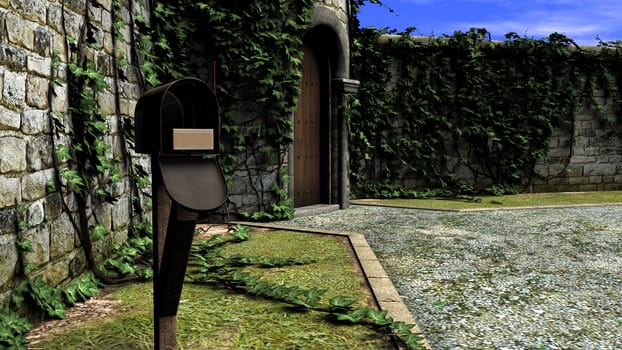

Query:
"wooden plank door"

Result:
[[294, 46, 322, 207]]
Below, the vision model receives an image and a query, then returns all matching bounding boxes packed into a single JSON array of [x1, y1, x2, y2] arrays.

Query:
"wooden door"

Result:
[[294, 47, 322, 207]]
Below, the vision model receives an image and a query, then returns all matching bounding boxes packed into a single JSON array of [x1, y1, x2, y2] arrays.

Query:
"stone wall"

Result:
[[0, 0, 149, 303], [530, 91, 622, 192], [373, 36, 622, 193], [411, 97, 622, 192]]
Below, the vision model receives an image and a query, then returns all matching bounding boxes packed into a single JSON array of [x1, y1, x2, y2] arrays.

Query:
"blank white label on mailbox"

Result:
[[173, 129, 214, 150]]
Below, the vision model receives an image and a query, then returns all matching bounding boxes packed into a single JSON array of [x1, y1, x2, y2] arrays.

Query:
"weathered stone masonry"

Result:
[[0, 0, 358, 305], [0, 0, 149, 303], [530, 90, 622, 192]]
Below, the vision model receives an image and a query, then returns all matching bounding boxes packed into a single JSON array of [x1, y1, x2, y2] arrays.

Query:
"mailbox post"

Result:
[[135, 78, 227, 350]]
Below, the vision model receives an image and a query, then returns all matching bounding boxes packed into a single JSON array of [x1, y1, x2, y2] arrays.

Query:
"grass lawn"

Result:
[[29, 230, 395, 350], [352, 190, 622, 211]]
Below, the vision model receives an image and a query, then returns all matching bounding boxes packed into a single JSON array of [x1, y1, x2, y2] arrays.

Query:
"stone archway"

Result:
[[290, 2, 359, 210]]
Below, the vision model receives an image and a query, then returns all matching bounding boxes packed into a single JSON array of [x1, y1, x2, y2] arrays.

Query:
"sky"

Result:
[[357, 0, 622, 46]]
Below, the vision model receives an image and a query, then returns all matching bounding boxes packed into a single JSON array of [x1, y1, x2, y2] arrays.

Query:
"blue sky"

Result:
[[357, 0, 622, 46]]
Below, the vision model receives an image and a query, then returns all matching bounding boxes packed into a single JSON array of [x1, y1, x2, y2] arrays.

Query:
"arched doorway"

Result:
[[293, 46, 330, 207]]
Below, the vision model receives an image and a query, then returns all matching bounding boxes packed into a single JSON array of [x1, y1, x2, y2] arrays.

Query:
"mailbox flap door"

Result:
[[158, 157, 227, 211]]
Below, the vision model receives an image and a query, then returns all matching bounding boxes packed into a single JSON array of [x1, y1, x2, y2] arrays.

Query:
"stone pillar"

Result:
[[332, 78, 359, 209]]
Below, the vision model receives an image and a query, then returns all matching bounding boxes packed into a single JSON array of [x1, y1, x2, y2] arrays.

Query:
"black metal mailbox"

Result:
[[135, 77, 226, 211], [135, 77, 220, 155], [134, 77, 227, 350]]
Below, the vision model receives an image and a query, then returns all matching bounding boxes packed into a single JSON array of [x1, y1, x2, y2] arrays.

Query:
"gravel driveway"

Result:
[[284, 205, 622, 349]]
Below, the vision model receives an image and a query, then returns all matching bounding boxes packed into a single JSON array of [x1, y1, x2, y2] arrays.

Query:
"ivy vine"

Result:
[[136, 0, 315, 220], [347, 14, 622, 197]]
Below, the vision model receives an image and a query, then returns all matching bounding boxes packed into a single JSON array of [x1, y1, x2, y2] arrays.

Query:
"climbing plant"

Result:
[[136, 0, 315, 220], [347, 4, 622, 197]]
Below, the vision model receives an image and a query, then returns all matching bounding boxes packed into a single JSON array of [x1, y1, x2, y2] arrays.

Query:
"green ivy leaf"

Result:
[[17, 240, 33, 253], [367, 309, 392, 326], [329, 295, 357, 309]]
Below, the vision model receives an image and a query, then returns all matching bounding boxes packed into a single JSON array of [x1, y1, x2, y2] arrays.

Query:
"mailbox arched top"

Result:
[[135, 77, 220, 155]]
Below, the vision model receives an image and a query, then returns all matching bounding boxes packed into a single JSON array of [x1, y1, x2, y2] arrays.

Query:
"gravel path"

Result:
[[282, 205, 622, 349]]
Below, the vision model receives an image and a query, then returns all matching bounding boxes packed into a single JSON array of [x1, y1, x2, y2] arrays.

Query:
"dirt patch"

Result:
[[26, 290, 128, 347]]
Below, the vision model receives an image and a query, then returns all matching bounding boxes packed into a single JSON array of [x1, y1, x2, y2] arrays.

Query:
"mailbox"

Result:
[[135, 77, 229, 349], [134, 77, 226, 212], [135, 77, 220, 155]]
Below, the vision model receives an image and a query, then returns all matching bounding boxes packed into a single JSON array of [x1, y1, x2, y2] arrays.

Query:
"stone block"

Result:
[[49, 212, 76, 259], [27, 134, 54, 171], [89, 4, 103, 25], [37, 254, 71, 285], [574, 184, 598, 192], [5, 12, 35, 50], [22, 108, 49, 134], [543, 176, 569, 185], [0, 209, 15, 239], [48, 4, 82, 44], [573, 136, 590, 149], [242, 193, 260, 206], [64, 0, 87, 15], [3, 70, 27, 107], [27, 55, 52, 77], [358, 259, 389, 279], [34, 27, 50, 57], [93, 201, 112, 231], [0, 105, 21, 130], [23, 225, 50, 266], [21, 168, 53, 201], [27, 199, 45, 227], [102, 30, 114, 56], [533, 164, 566, 178], [228, 194, 243, 209], [583, 147, 600, 156], [44, 192, 63, 220], [354, 245, 378, 261], [98, 91, 117, 115], [602, 147, 621, 156], [589, 175, 602, 184], [568, 176, 589, 185], [0, 176, 20, 207], [545, 146, 570, 158], [367, 277, 402, 302], [583, 163, 617, 176], [50, 31, 68, 64], [119, 80, 141, 100], [571, 156, 596, 164], [68, 253, 87, 277], [26, 75, 49, 108], [0, 43, 27, 70], [50, 81, 69, 112], [111, 179, 127, 198], [0, 136, 27, 172], [10, 0, 47, 24], [0, 234, 18, 287], [119, 97, 136, 117]]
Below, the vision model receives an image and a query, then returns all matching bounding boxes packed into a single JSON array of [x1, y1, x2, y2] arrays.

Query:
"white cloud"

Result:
[[452, 0, 622, 44]]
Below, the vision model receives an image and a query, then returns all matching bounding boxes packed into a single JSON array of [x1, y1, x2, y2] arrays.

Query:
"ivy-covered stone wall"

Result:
[[0, 0, 149, 303], [530, 89, 622, 192], [349, 30, 622, 196], [0, 0, 356, 307]]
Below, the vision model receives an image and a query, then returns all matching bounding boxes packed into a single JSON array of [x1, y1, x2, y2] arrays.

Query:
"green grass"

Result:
[[30, 230, 394, 350], [352, 190, 622, 211]]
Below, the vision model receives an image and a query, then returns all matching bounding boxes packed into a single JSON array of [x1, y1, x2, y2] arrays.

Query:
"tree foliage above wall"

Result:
[[347, 12, 622, 197]]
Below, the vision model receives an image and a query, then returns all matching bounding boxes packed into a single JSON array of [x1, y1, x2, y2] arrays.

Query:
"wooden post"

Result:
[[152, 161, 198, 350]]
